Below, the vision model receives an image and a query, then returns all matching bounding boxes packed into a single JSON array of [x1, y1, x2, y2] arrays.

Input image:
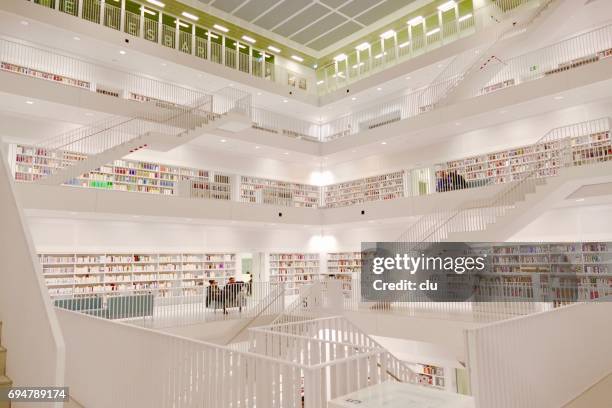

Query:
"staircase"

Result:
[[429, 0, 559, 107], [0, 322, 12, 408], [398, 118, 612, 245], [32, 101, 238, 186]]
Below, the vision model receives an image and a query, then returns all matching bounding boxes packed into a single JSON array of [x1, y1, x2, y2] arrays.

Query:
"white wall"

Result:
[[25, 215, 407, 253]]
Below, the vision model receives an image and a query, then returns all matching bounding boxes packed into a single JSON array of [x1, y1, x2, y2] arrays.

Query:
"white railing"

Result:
[[254, 315, 416, 383], [52, 281, 281, 329], [316, 0, 544, 94], [0, 144, 65, 405], [24, 0, 313, 95], [56, 306, 411, 408], [0, 37, 209, 106], [471, 23, 612, 100], [466, 300, 612, 408], [396, 118, 611, 244]]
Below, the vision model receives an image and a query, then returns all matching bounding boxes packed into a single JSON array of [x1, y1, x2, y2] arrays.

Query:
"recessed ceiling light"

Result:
[[119, 50, 127, 55], [283, 152, 289, 155], [355, 42, 370, 51], [20, 20, 29, 26], [334, 53, 347, 62], [213, 24, 229, 33], [405, 76, 411, 80], [73, 36, 80, 41], [291, 55, 304, 62], [438, 1, 456, 12], [254, 146, 261, 149], [376, 87, 382, 91], [554, 95, 564, 100], [146, 0, 165, 7], [241, 35, 256, 44], [220, 139, 227, 143], [381, 141, 387, 145], [317, 80, 324, 85], [25, 100, 34, 105], [351, 97, 356, 101], [408, 16, 424, 26], [283, 99, 288, 103], [575, 198, 585, 202], [181, 12, 198, 21], [268, 45, 281, 53], [380, 30, 396, 39], [256, 92, 262, 96]]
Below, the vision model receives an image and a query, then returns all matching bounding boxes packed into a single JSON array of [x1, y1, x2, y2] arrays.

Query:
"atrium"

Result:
[[0, 0, 611, 407]]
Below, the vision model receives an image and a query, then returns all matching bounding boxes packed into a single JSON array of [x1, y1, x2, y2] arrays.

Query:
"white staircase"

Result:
[[31, 87, 252, 186], [398, 118, 612, 245], [432, 0, 559, 107]]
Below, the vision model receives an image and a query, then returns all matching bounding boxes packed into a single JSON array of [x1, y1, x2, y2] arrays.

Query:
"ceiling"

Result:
[[198, 0, 417, 51]]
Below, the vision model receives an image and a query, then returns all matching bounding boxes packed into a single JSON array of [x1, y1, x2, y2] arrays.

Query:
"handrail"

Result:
[[397, 117, 611, 245], [224, 285, 285, 345]]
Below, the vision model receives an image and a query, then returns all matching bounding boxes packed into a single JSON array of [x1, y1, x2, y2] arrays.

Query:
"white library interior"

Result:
[[1, 0, 612, 407]]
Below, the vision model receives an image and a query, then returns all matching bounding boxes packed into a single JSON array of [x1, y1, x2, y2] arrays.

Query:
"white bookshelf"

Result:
[[326, 252, 362, 294], [269, 253, 320, 295], [478, 243, 612, 304], [323, 170, 405, 208], [0, 61, 92, 90], [408, 363, 447, 390], [13, 145, 232, 199], [39, 252, 237, 298], [240, 176, 320, 208], [435, 131, 611, 187]]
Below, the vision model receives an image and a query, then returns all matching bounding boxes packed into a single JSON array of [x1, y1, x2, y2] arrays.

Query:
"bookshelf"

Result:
[[269, 253, 320, 295], [435, 131, 611, 187], [240, 176, 320, 208], [13, 145, 232, 199], [326, 252, 362, 294], [323, 171, 405, 208], [477, 243, 612, 304], [0, 61, 91, 90], [408, 363, 447, 390], [39, 252, 237, 298]]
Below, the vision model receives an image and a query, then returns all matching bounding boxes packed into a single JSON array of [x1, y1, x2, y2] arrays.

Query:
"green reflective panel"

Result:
[[161, 13, 176, 49], [195, 27, 208, 59], [82, 0, 101, 23], [142, 7, 159, 42], [124, 1, 141, 37], [34, 0, 55, 8], [177, 20, 193, 54], [59, 0, 78, 16], [104, 0, 121, 30]]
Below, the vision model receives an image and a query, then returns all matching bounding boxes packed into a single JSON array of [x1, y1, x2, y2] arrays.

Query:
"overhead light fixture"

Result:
[[381, 141, 387, 145], [242, 35, 256, 44], [380, 30, 396, 39], [575, 198, 585, 202], [25, 100, 34, 105], [355, 42, 370, 51], [313, 64, 318, 69], [374, 52, 387, 59], [283, 99, 288, 103], [207, 32, 219, 39], [334, 53, 347, 62], [20, 20, 29, 26], [377, 87, 382, 91], [554, 95, 564, 100], [458, 13, 472, 22], [176, 20, 189, 28], [213, 24, 229, 33], [351, 97, 356, 101], [220, 139, 227, 143], [146, 0, 165, 7], [427, 28, 441, 36], [265, 54, 272, 58], [408, 16, 424, 26], [181, 12, 198, 21], [399, 41, 410, 48], [141, 7, 156, 15], [317, 80, 324, 85], [291, 55, 304, 62], [237, 44, 246, 49], [352, 62, 364, 69], [438, 1, 456, 12], [268, 45, 281, 53], [119, 50, 127, 55]]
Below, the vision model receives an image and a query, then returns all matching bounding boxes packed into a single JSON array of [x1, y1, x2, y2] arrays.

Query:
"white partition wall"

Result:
[[466, 301, 612, 408], [0, 145, 65, 407]]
